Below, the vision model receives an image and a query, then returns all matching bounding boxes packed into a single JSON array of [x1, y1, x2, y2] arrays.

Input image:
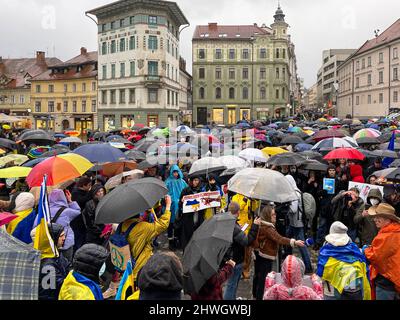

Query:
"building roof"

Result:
[[193, 23, 272, 40], [86, 0, 189, 26]]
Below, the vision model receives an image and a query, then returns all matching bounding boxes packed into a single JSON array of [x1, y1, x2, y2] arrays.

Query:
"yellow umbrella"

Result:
[[0, 149, 6, 155], [317, 118, 328, 122], [0, 154, 29, 167], [304, 130, 315, 136], [262, 147, 289, 157], [2, 125, 11, 130], [0, 166, 32, 178]]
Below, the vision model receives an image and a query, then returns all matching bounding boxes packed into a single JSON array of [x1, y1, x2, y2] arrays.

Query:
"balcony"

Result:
[[145, 75, 162, 87]]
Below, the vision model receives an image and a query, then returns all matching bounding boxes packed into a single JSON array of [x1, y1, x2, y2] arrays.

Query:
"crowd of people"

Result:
[[0, 115, 400, 301]]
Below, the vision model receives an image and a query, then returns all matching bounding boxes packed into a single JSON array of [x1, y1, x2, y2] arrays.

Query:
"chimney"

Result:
[[81, 47, 88, 55], [254, 23, 258, 27], [0, 56, 5, 74], [208, 22, 218, 31], [36, 51, 46, 65]]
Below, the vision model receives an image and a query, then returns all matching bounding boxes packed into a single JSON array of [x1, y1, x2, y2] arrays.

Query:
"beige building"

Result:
[[179, 57, 192, 125], [303, 82, 318, 110], [337, 19, 400, 118]]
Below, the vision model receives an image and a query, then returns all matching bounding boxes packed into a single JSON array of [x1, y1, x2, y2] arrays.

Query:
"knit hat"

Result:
[[325, 221, 351, 246], [73, 244, 110, 283], [14, 192, 35, 213], [368, 203, 400, 223]]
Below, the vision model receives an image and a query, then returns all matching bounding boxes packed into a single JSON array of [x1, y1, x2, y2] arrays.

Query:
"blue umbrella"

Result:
[[106, 135, 122, 142], [235, 123, 251, 129], [21, 157, 48, 167], [54, 133, 67, 139], [73, 143, 128, 164], [295, 143, 313, 152]]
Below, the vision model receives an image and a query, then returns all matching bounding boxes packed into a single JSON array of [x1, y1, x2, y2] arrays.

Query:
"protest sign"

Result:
[[182, 191, 221, 214], [348, 182, 384, 202], [323, 178, 335, 195]]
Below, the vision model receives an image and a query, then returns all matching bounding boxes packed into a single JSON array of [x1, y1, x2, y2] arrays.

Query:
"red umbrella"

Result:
[[0, 212, 17, 227], [313, 129, 346, 142], [324, 148, 365, 161]]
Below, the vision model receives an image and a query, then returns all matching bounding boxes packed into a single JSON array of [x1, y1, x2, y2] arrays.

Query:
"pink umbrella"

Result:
[[0, 212, 17, 227]]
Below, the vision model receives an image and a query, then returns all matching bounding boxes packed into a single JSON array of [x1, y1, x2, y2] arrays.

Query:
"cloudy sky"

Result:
[[1, 0, 400, 87]]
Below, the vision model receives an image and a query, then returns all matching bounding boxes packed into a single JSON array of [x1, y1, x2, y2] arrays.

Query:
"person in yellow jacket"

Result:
[[231, 193, 260, 279]]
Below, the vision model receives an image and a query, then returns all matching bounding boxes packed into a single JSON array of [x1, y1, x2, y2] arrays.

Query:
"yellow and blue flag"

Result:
[[59, 271, 103, 300], [382, 132, 396, 168], [115, 259, 135, 300], [33, 175, 59, 259], [317, 242, 371, 300], [6, 208, 36, 244]]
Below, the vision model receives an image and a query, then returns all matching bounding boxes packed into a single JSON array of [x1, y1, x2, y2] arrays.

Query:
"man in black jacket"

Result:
[[223, 202, 260, 300], [82, 184, 106, 245]]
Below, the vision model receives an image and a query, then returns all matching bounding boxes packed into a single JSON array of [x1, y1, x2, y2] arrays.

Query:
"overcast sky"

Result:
[[1, 0, 400, 88]]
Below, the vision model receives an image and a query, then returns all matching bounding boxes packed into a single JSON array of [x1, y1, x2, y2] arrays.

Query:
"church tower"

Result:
[[271, 3, 289, 40]]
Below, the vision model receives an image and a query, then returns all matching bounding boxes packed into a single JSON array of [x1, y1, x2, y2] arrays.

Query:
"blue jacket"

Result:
[[165, 165, 188, 222]]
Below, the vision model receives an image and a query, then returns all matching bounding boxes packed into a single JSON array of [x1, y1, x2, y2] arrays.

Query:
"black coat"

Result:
[[38, 256, 70, 300], [331, 191, 365, 230], [231, 222, 258, 264], [82, 199, 105, 245]]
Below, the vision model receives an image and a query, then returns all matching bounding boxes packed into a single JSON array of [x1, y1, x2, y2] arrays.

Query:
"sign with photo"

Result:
[[348, 182, 384, 202], [323, 178, 335, 195], [182, 191, 221, 214]]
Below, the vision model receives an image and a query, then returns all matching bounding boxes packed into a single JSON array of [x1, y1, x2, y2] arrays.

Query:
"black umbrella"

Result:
[[39, 148, 70, 158], [379, 142, 400, 151], [125, 149, 146, 161], [301, 160, 328, 172], [281, 135, 304, 145], [369, 150, 399, 159], [21, 133, 55, 144], [267, 153, 307, 167], [0, 138, 16, 150], [95, 178, 168, 224], [134, 138, 165, 153], [390, 159, 400, 168], [138, 127, 152, 135], [356, 137, 380, 145], [17, 129, 47, 141], [377, 133, 392, 143], [93, 132, 107, 141], [297, 151, 324, 162], [182, 213, 237, 295]]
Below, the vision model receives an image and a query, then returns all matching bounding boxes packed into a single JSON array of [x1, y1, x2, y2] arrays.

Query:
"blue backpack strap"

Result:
[[123, 221, 138, 239]]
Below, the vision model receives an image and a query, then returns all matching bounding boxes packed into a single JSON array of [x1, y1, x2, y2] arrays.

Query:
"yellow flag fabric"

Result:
[[58, 272, 96, 300]]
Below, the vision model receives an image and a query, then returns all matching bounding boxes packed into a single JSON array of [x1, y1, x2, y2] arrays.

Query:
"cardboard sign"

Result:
[[182, 191, 221, 214], [348, 182, 384, 202], [323, 178, 336, 195], [109, 242, 131, 272]]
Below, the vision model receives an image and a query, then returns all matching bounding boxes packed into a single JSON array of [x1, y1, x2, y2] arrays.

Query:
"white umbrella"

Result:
[[176, 125, 193, 134], [189, 157, 226, 176], [217, 155, 249, 170], [239, 148, 269, 163], [60, 137, 82, 144], [228, 168, 299, 203], [312, 138, 357, 151], [104, 169, 144, 191]]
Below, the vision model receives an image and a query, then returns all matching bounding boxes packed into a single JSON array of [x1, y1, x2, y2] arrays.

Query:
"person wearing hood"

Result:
[[165, 165, 188, 250], [201, 173, 225, 220], [138, 252, 183, 300], [289, 166, 306, 191], [48, 189, 81, 263], [59, 244, 110, 300], [383, 185, 400, 217], [349, 163, 365, 183], [264, 255, 323, 300], [82, 184, 107, 245], [6, 192, 36, 244], [353, 188, 381, 246], [316, 222, 371, 300], [364, 203, 400, 300], [38, 223, 70, 300]]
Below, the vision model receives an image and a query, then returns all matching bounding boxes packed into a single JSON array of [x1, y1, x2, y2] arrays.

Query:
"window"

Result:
[[276, 48, 280, 59], [368, 74, 372, 85], [129, 89, 135, 103], [176, 92, 179, 106], [63, 84, 68, 92], [104, 115, 116, 131], [48, 85, 54, 93], [82, 83, 86, 92], [91, 100, 96, 113], [215, 49, 222, 59], [229, 49, 235, 60], [102, 42, 107, 55], [102, 65, 107, 79], [282, 49, 286, 59], [215, 68, 221, 79], [72, 84, 77, 92], [110, 90, 116, 104], [276, 68, 280, 79], [120, 38, 126, 52], [130, 61, 135, 76], [379, 71, 383, 84], [129, 36, 135, 50], [379, 52, 384, 63], [228, 109, 236, 125], [216, 87, 222, 99], [120, 19, 125, 28], [229, 68, 235, 79], [260, 48, 267, 59], [394, 67, 398, 81], [260, 87, 266, 99], [148, 88, 158, 103], [119, 89, 125, 104], [111, 64, 116, 79], [356, 96, 360, 105], [356, 61, 360, 70], [148, 36, 158, 50], [148, 61, 158, 76], [199, 49, 205, 59], [199, 68, 205, 79], [111, 21, 115, 30], [111, 40, 116, 53], [167, 90, 170, 105], [148, 16, 157, 25], [213, 108, 224, 124], [260, 67, 266, 79], [147, 115, 158, 127], [82, 100, 87, 113], [394, 91, 399, 103], [282, 87, 286, 99], [35, 101, 41, 112], [282, 68, 286, 80], [242, 49, 249, 59], [362, 58, 365, 69], [368, 95, 372, 104], [121, 116, 135, 128], [356, 77, 360, 88], [101, 24, 106, 32], [243, 87, 249, 99], [120, 63, 125, 78], [394, 48, 399, 59], [242, 68, 249, 80], [48, 101, 54, 112], [379, 93, 383, 103], [368, 56, 372, 67], [92, 82, 96, 91], [130, 16, 135, 25], [276, 89, 279, 99], [171, 91, 174, 105], [19, 95, 25, 104], [229, 87, 235, 99], [63, 101, 68, 112], [101, 91, 107, 104], [36, 85, 41, 93], [199, 87, 205, 99]]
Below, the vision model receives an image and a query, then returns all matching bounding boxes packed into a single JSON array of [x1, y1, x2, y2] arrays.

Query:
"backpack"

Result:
[[301, 192, 316, 227], [109, 222, 138, 272]]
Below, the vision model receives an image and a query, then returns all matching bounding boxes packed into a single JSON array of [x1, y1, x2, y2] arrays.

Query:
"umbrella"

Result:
[[301, 160, 328, 172], [105, 135, 122, 142], [101, 161, 138, 178], [374, 168, 400, 182], [176, 125, 193, 134], [20, 132, 55, 144], [26, 153, 93, 187], [287, 127, 303, 134], [379, 142, 400, 151], [0, 138, 16, 151], [0, 228, 41, 300], [27, 146, 53, 159], [324, 148, 365, 161], [369, 150, 399, 159], [228, 168, 299, 203], [64, 130, 80, 137], [125, 149, 146, 161], [218, 167, 244, 185], [60, 137, 83, 144], [262, 147, 289, 157], [281, 135, 304, 145], [267, 153, 307, 167], [162, 143, 198, 157], [189, 157, 227, 176], [73, 143, 128, 164], [0, 154, 29, 167], [17, 129, 47, 141], [39, 148, 70, 158], [93, 132, 107, 141], [0, 212, 17, 227], [217, 155, 249, 170], [390, 159, 400, 168], [21, 158, 48, 168], [137, 127, 151, 135], [297, 151, 324, 162], [0, 167, 32, 178], [239, 148, 269, 163], [312, 137, 357, 151], [353, 128, 381, 140], [312, 129, 346, 142], [95, 178, 168, 224], [134, 138, 165, 153], [182, 213, 237, 294], [104, 169, 144, 191], [131, 124, 146, 131], [356, 137, 380, 145], [294, 143, 313, 152]]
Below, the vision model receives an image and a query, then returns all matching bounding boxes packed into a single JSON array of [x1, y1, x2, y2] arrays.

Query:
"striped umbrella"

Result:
[[312, 138, 358, 151], [353, 129, 381, 140]]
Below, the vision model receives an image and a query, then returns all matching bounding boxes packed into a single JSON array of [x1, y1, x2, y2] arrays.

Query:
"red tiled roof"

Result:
[[55, 51, 98, 67], [31, 64, 97, 81], [193, 24, 272, 40], [356, 18, 400, 55]]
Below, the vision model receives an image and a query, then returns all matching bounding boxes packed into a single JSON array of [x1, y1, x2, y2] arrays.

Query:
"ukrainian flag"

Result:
[[59, 271, 103, 300], [317, 242, 371, 300], [6, 208, 36, 244], [33, 175, 59, 259], [115, 259, 135, 300]]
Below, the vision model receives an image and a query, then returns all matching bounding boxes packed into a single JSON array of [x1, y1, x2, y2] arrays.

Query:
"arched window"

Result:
[[242, 87, 249, 99], [199, 87, 205, 99], [216, 87, 222, 99], [260, 87, 266, 99], [229, 87, 235, 99]]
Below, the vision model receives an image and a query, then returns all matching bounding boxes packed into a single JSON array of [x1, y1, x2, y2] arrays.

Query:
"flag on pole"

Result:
[[382, 132, 396, 168], [33, 175, 59, 259], [115, 260, 134, 300]]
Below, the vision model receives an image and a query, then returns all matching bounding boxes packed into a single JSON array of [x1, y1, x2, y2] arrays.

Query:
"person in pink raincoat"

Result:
[[263, 255, 323, 300]]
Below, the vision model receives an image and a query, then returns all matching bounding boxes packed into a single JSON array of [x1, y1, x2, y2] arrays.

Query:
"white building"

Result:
[[86, 0, 189, 130]]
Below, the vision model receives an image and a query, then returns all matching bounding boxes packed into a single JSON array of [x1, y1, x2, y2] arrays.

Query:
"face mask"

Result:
[[370, 199, 380, 206], [98, 263, 106, 277]]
